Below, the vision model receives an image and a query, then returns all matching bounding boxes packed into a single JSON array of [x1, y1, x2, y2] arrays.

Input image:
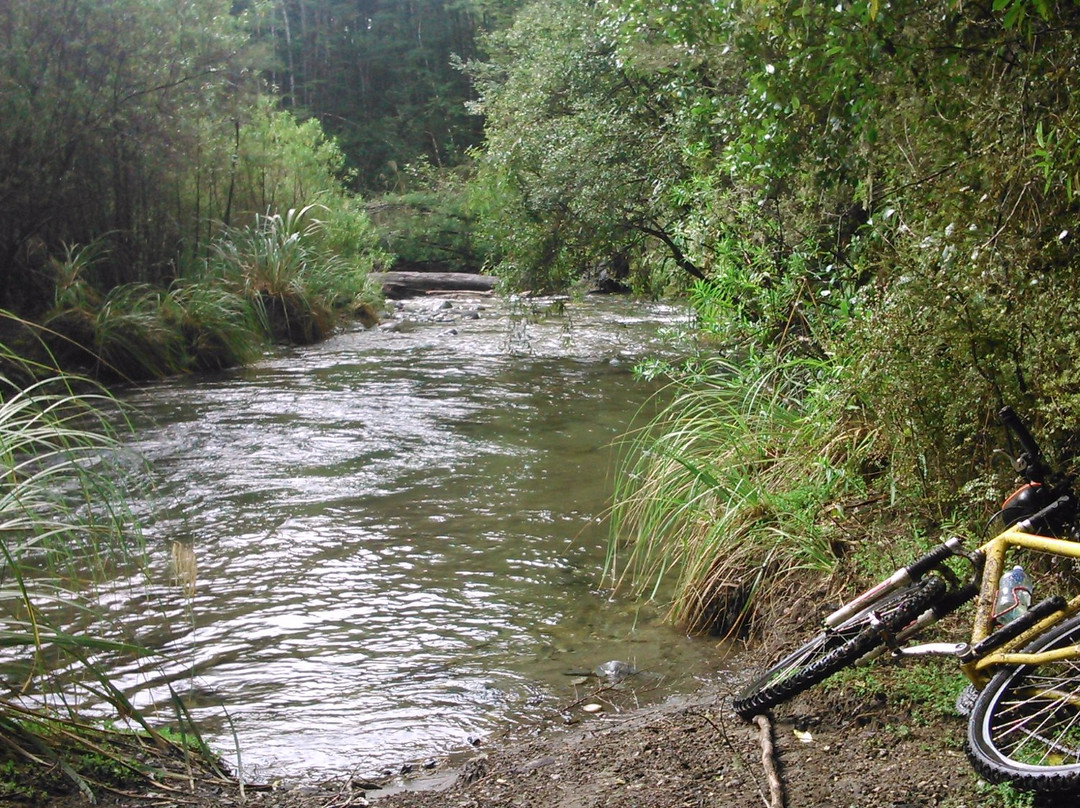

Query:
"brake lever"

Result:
[[999, 406, 1051, 482], [991, 448, 1032, 477], [1013, 452, 1033, 475]]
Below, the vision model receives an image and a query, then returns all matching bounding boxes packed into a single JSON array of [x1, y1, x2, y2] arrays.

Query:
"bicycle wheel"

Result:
[[734, 575, 946, 719], [967, 612, 1080, 792]]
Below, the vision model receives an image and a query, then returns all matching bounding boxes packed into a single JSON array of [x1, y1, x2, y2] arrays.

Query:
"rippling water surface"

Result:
[[96, 295, 727, 779]]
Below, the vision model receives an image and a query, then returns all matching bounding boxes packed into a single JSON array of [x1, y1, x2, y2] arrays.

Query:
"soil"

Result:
[[29, 644, 1067, 808]]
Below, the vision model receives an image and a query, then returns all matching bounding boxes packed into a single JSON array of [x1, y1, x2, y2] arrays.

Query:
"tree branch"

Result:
[[754, 715, 784, 808], [631, 222, 707, 280]]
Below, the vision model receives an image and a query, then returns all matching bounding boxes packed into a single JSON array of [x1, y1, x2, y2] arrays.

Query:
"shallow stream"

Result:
[[90, 295, 729, 779]]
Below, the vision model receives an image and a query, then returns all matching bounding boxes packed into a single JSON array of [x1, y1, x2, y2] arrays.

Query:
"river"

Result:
[[87, 295, 728, 781]]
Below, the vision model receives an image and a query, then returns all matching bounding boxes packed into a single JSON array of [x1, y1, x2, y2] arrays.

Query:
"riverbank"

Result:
[[39, 648, 1045, 808], [367, 659, 1026, 808]]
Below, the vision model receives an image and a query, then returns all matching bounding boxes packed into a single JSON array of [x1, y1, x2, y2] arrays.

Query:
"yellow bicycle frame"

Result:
[[961, 526, 1080, 686]]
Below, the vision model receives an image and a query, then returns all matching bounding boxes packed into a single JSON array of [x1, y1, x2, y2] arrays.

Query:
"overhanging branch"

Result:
[[632, 223, 707, 280]]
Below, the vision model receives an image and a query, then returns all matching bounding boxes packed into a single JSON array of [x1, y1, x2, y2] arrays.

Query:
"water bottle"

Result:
[[995, 565, 1033, 625]]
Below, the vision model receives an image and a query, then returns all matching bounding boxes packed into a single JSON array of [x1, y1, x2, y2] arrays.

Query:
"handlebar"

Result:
[[1016, 495, 1077, 534], [998, 406, 1051, 483]]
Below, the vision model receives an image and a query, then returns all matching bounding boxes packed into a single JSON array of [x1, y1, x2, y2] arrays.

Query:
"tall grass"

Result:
[[211, 204, 375, 345], [0, 338, 219, 800], [44, 241, 192, 381], [0, 352, 134, 788], [608, 352, 874, 635], [33, 202, 384, 383]]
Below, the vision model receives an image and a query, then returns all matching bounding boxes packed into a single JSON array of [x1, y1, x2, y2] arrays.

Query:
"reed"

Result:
[[0, 347, 213, 799], [608, 353, 873, 635]]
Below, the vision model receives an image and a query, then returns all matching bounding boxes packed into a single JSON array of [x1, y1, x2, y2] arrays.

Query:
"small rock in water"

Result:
[[593, 660, 637, 684]]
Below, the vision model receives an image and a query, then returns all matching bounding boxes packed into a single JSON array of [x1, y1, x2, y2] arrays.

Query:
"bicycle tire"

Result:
[[967, 612, 1080, 792], [734, 575, 946, 719]]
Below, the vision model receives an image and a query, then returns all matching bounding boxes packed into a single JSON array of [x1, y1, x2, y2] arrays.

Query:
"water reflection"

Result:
[[93, 296, 725, 778]]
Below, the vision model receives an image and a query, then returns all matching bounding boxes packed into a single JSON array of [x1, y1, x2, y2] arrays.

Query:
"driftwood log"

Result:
[[372, 271, 497, 299]]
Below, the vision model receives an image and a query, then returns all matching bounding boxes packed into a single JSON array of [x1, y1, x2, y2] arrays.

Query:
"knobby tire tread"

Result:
[[734, 576, 946, 719]]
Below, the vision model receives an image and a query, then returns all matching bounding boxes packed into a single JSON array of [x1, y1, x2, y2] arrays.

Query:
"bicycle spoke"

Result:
[[735, 577, 945, 719], [986, 669, 1080, 767]]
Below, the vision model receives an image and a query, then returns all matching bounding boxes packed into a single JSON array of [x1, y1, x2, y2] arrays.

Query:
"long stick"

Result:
[[754, 715, 784, 808]]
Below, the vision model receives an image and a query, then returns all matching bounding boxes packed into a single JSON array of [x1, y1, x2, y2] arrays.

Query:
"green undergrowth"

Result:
[[25, 203, 386, 384], [977, 781, 1037, 808], [0, 716, 230, 805], [823, 657, 972, 728]]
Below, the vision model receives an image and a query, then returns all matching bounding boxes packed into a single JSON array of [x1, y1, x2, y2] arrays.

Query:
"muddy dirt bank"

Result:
[[38, 648, 1059, 808]]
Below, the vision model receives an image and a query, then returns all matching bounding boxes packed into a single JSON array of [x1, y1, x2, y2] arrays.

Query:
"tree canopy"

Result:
[[264, 0, 521, 188], [467, 0, 1080, 454], [0, 0, 252, 310]]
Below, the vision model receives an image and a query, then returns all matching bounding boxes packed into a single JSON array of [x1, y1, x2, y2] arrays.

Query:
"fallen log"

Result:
[[372, 271, 498, 299]]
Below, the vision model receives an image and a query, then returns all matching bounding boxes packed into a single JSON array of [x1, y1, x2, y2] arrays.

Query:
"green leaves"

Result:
[[466, 0, 698, 291], [1034, 119, 1080, 201], [993, 0, 1053, 29]]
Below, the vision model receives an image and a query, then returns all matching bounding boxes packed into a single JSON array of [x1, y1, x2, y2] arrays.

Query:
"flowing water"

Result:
[[79, 296, 729, 780]]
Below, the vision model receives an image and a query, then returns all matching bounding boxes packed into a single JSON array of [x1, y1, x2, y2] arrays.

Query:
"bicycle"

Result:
[[733, 406, 1080, 793]]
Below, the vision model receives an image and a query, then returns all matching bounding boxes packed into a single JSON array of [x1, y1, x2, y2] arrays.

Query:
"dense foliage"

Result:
[[262, 0, 524, 187], [451, 0, 1080, 626], [0, 0, 389, 381], [464, 0, 726, 292], [2, 0, 241, 312]]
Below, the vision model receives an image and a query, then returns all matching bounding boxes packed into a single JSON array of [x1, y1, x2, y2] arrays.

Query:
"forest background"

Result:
[[4, 0, 1080, 799]]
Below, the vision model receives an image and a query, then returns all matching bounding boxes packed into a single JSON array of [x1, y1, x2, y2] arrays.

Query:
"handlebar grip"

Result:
[[1016, 495, 1076, 534], [998, 406, 1046, 468]]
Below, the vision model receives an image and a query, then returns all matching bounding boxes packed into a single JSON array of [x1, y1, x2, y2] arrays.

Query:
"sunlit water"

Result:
[[55, 296, 731, 780]]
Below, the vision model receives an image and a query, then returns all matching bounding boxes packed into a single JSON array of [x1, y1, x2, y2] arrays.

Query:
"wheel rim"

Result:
[[755, 634, 839, 691], [752, 584, 925, 692], [981, 661, 1080, 771]]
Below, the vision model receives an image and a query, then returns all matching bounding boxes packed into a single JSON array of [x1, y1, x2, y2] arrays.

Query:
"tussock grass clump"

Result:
[[48, 280, 191, 382], [212, 204, 375, 345], [608, 354, 873, 636], [165, 280, 266, 373]]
